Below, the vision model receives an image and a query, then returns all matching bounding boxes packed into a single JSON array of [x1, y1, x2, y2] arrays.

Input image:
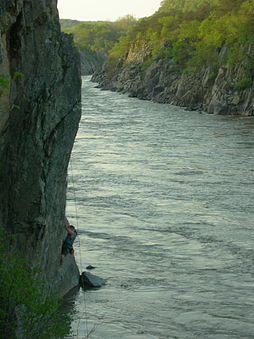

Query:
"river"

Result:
[[65, 76, 254, 339]]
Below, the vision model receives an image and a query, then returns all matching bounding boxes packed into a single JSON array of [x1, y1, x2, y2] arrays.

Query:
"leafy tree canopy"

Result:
[[61, 15, 137, 55], [108, 0, 254, 75]]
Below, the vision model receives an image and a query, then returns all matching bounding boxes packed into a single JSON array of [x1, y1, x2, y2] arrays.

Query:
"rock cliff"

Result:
[[93, 43, 254, 115], [80, 47, 105, 75], [0, 0, 81, 295]]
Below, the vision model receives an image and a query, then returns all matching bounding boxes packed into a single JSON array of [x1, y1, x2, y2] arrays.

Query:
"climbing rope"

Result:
[[69, 157, 90, 339], [69, 159, 82, 267]]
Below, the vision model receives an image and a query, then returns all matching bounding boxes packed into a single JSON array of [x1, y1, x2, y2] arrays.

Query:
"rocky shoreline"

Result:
[[92, 46, 254, 116]]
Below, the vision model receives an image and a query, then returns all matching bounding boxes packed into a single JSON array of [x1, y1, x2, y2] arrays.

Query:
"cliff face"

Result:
[[80, 48, 105, 75], [93, 44, 254, 116], [0, 0, 81, 295]]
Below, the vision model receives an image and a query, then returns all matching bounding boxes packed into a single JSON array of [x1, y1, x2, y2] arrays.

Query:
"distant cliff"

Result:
[[59, 19, 105, 75], [92, 0, 254, 115], [93, 43, 254, 115], [60, 16, 138, 75], [0, 0, 81, 296], [80, 47, 105, 75]]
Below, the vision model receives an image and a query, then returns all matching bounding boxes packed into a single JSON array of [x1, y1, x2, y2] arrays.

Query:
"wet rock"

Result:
[[80, 271, 106, 288], [58, 255, 80, 297]]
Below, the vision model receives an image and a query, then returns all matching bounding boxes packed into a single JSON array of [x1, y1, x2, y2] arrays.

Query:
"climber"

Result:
[[60, 218, 77, 264]]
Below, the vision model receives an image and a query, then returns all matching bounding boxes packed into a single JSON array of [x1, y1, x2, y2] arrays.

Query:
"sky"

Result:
[[57, 0, 162, 22]]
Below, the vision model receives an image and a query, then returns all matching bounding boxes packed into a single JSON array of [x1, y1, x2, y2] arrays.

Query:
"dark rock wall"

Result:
[[0, 0, 81, 295], [93, 45, 254, 116], [80, 48, 105, 75]]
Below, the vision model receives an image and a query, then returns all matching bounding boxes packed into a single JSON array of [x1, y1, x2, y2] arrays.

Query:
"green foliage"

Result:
[[13, 71, 23, 78], [109, 36, 131, 59], [142, 57, 153, 70], [234, 75, 252, 89], [60, 19, 83, 29], [105, 0, 254, 77], [0, 74, 10, 96], [10, 104, 21, 111], [0, 228, 71, 338], [62, 15, 137, 56], [159, 0, 214, 16]]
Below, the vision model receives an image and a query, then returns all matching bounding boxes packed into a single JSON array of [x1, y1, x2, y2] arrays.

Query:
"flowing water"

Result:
[[65, 76, 254, 339]]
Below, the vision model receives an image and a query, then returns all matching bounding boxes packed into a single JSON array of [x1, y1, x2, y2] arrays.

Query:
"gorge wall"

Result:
[[80, 47, 105, 75], [0, 0, 81, 295], [93, 43, 254, 116]]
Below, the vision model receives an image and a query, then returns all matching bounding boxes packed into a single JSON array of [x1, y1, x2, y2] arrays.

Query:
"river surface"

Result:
[[65, 76, 254, 339]]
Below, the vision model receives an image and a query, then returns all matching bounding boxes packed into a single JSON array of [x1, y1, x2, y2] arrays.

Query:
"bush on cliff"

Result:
[[0, 228, 71, 338], [0, 74, 10, 96]]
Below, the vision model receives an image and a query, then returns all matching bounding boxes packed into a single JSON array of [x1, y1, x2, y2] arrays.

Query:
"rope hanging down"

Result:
[[68, 158, 90, 338]]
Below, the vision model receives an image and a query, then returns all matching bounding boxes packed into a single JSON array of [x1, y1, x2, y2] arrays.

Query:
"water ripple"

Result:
[[66, 76, 254, 339]]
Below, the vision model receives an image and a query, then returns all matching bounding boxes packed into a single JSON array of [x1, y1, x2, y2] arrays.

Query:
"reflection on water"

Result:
[[65, 76, 254, 338]]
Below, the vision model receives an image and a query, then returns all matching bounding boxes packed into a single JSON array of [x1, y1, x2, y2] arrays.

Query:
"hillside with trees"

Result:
[[60, 19, 83, 29], [109, 0, 254, 75], [93, 0, 254, 115], [61, 16, 137, 74]]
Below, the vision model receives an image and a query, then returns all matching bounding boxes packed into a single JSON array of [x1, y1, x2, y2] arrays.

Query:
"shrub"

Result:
[[0, 74, 10, 96], [0, 228, 71, 338], [234, 76, 252, 89]]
